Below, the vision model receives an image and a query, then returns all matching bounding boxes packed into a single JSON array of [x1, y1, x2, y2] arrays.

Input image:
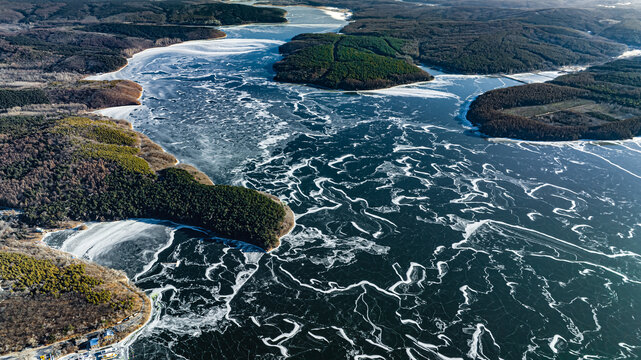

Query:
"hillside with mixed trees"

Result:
[[0, 247, 147, 353], [0, 80, 142, 114], [0, 113, 287, 248], [272, 0, 641, 74], [0, 0, 287, 26], [341, 6, 636, 74], [0, 0, 286, 79], [274, 33, 433, 90], [467, 57, 641, 141]]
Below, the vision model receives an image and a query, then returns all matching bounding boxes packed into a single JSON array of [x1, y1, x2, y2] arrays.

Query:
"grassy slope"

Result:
[[0, 80, 142, 113], [0, 238, 149, 354]]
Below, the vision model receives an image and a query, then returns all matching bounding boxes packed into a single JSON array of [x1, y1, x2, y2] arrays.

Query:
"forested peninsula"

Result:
[[467, 57, 641, 141], [273, 33, 433, 90], [0, 0, 291, 356]]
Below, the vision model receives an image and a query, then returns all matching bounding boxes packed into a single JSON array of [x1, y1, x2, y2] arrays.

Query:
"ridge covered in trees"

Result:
[[274, 33, 433, 90], [79, 23, 225, 42], [0, 115, 287, 250], [340, 6, 628, 74], [0, 0, 286, 77], [467, 57, 641, 141], [0, 1, 287, 26], [272, 0, 641, 74]]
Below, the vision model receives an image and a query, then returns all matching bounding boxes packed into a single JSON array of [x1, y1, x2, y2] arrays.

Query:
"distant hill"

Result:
[[272, 0, 641, 74], [0, 1, 286, 79], [0, 1, 287, 26], [467, 57, 641, 141], [273, 33, 433, 90]]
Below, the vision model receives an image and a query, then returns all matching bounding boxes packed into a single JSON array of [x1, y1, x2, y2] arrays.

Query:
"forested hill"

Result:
[[0, 114, 288, 250], [0, 1, 287, 79], [0, 1, 287, 26], [403, 0, 639, 9], [340, 6, 632, 74], [467, 56, 641, 141], [271, 0, 641, 74], [274, 33, 433, 90]]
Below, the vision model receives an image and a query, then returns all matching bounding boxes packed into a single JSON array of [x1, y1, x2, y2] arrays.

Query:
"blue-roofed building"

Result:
[[88, 337, 99, 349]]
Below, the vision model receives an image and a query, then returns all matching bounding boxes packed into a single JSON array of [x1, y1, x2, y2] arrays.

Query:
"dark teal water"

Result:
[[47, 6, 641, 359]]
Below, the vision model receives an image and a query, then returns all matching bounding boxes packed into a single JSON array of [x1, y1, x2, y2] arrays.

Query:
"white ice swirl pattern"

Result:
[[47, 6, 641, 359]]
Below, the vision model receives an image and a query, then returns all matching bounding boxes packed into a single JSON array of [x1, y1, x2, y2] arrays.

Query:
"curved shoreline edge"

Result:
[[85, 43, 296, 251]]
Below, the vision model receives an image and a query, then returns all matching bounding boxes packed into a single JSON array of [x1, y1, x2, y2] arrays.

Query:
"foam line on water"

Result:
[[405, 335, 463, 360], [261, 319, 302, 357], [466, 324, 502, 360], [134, 226, 178, 282], [548, 334, 565, 354], [363, 209, 397, 228], [354, 355, 386, 359], [222, 257, 263, 326], [389, 262, 427, 293], [529, 253, 641, 284], [308, 331, 330, 343], [459, 218, 641, 286], [525, 183, 578, 199], [280, 266, 401, 299], [332, 326, 356, 346], [362, 86, 460, 100], [365, 339, 393, 352], [570, 144, 641, 179], [205, 247, 230, 281], [455, 219, 641, 260]]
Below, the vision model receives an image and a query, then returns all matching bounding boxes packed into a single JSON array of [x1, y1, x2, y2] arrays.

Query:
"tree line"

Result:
[[467, 57, 641, 141], [0, 115, 287, 250]]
